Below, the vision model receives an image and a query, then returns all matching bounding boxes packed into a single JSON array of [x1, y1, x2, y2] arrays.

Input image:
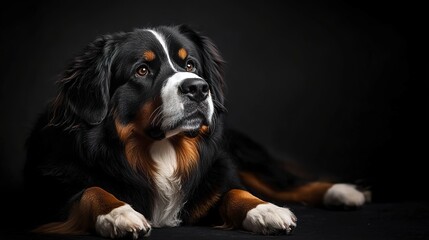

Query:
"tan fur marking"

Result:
[[178, 48, 188, 60], [200, 125, 209, 134], [189, 192, 221, 223], [115, 119, 135, 142], [143, 50, 156, 61], [239, 171, 333, 206], [124, 136, 156, 178], [168, 126, 208, 178], [170, 134, 200, 179], [220, 189, 266, 229], [114, 101, 161, 178], [80, 187, 126, 217], [33, 187, 125, 235], [173, 125, 211, 177]]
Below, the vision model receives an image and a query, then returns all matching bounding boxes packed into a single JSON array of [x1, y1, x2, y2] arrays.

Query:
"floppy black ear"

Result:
[[50, 35, 117, 129], [178, 25, 226, 106]]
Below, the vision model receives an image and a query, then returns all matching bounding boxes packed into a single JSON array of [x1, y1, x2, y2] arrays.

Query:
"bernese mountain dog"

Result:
[[24, 24, 369, 238]]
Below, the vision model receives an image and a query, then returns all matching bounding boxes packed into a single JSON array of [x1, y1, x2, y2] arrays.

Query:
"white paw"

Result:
[[242, 203, 297, 235], [323, 183, 366, 208], [95, 204, 151, 239]]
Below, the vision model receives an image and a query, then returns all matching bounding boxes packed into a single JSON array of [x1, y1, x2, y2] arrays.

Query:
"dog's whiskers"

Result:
[[150, 105, 164, 126], [149, 105, 162, 120]]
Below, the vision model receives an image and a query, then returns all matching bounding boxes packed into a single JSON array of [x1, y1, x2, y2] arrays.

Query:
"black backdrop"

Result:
[[0, 1, 427, 202]]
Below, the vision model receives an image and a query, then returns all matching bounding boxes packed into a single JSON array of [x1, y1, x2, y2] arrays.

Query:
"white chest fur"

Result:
[[150, 139, 184, 227]]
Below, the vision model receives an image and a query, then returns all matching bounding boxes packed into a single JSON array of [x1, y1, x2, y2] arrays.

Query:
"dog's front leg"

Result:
[[220, 189, 297, 235], [34, 187, 151, 239]]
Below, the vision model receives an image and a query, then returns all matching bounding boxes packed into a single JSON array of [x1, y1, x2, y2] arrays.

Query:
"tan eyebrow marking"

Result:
[[178, 48, 188, 60], [143, 50, 156, 61]]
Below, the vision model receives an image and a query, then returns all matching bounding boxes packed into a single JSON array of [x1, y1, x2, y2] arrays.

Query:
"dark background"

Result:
[[0, 0, 427, 203]]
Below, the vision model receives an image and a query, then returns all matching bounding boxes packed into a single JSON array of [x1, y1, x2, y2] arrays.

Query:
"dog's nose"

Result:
[[179, 78, 209, 102]]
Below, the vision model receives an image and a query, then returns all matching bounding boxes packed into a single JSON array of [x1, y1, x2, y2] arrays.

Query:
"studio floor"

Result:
[[2, 201, 428, 240]]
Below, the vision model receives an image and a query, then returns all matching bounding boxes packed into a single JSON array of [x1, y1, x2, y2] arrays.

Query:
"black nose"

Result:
[[179, 78, 209, 102]]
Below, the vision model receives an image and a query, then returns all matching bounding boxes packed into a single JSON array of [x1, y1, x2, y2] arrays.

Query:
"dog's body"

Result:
[[24, 25, 367, 238]]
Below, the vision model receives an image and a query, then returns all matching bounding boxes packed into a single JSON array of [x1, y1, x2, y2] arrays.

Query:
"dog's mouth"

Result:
[[147, 111, 209, 140], [169, 112, 208, 137]]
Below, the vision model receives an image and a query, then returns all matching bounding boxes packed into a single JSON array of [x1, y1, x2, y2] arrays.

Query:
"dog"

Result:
[[24, 24, 368, 238]]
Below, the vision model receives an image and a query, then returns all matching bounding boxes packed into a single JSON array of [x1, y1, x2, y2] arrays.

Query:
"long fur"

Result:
[[24, 24, 368, 237]]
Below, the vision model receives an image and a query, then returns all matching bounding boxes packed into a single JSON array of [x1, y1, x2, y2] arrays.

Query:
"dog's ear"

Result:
[[50, 35, 117, 129], [178, 25, 226, 106]]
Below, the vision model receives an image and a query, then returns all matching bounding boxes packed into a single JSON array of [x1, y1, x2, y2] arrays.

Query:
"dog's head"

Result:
[[50, 25, 225, 139]]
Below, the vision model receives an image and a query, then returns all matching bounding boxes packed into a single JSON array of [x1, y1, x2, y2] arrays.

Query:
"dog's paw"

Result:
[[95, 204, 151, 239], [242, 203, 297, 235], [323, 183, 368, 209]]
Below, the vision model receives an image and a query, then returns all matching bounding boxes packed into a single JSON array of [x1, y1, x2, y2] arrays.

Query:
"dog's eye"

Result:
[[136, 65, 149, 77], [185, 60, 195, 72]]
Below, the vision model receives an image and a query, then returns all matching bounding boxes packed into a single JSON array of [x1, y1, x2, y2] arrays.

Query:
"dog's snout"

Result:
[[179, 78, 209, 102]]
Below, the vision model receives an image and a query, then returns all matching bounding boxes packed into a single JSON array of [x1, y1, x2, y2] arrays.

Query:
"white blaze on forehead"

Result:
[[147, 29, 177, 72]]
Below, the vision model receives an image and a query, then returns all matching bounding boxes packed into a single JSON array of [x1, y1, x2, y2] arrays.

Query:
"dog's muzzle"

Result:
[[148, 72, 214, 140]]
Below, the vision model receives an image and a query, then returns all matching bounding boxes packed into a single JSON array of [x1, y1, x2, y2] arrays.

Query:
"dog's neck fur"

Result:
[[116, 119, 203, 226], [149, 139, 184, 227]]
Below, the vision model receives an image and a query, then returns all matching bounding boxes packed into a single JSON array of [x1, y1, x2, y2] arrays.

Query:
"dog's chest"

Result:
[[149, 140, 184, 227]]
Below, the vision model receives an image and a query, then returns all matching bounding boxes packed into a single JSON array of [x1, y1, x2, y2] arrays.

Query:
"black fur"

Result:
[[23, 25, 246, 230]]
